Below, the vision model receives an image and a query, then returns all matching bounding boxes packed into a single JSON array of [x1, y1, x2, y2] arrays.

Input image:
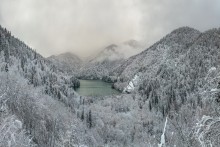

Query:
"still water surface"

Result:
[[75, 80, 120, 96]]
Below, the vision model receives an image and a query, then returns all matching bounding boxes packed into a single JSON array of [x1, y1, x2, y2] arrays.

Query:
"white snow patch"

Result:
[[205, 67, 217, 80], [123, 74, 140, 93], [14, 120, 22, 129], [210, 88, 219, 92], [209, 67, 216, 72], [158, 116, 168, 147]]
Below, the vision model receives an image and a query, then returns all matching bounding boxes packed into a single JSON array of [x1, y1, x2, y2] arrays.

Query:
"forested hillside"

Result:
[[0, 25, 86, 146], [48, 52, 82, 75]]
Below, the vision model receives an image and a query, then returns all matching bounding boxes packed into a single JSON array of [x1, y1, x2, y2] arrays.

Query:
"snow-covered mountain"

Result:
[[89, 39, 144, 62], [113, 27, 220, 96], [77, 40, 144, 80], [48, 52, 82, 74], [112, 27, 202, 90], [90, 44, 123, 62]]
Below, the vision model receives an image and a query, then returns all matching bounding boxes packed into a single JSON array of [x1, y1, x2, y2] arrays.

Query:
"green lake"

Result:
[[75, 80, 120, 96]]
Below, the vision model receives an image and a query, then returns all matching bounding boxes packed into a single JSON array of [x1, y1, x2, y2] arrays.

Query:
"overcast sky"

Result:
[[0, 0, 220, 57]]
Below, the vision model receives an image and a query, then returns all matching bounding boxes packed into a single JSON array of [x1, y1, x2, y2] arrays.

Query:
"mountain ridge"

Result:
[[47, 52, 82, 74]]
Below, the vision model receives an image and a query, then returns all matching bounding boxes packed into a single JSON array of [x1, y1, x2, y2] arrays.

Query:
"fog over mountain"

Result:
[[0, 0, 220, 57]]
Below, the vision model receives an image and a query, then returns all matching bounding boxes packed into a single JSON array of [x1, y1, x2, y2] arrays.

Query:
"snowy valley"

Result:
[[1, 24, 220, 147]]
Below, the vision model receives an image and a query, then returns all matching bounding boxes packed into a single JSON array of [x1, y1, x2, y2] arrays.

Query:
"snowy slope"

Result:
[[48, 52, 82, 74], [113, 27, 202, 90], [0, 25, 85, 146]]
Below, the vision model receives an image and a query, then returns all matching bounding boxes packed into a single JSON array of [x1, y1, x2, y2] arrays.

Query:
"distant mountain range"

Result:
[[48, 39, 144, 79]]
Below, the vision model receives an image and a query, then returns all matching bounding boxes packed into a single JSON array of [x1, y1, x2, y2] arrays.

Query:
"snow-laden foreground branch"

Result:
[[0, 115, 34, 147], [0, 92, 6, 98], [194, 115, 220, 147]]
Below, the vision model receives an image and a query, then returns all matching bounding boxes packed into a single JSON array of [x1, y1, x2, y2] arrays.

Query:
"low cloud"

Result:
[[0, 0, 220, 57]]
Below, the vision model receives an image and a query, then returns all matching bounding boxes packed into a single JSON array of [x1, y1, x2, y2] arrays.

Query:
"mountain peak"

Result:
[[47, 52, 82, 73], [50, 52, 81, 61], [156, 26, 201, 46], [105, 44, 118, 52], [171, 26, 200, 35], [123, 39, 140, 48]]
